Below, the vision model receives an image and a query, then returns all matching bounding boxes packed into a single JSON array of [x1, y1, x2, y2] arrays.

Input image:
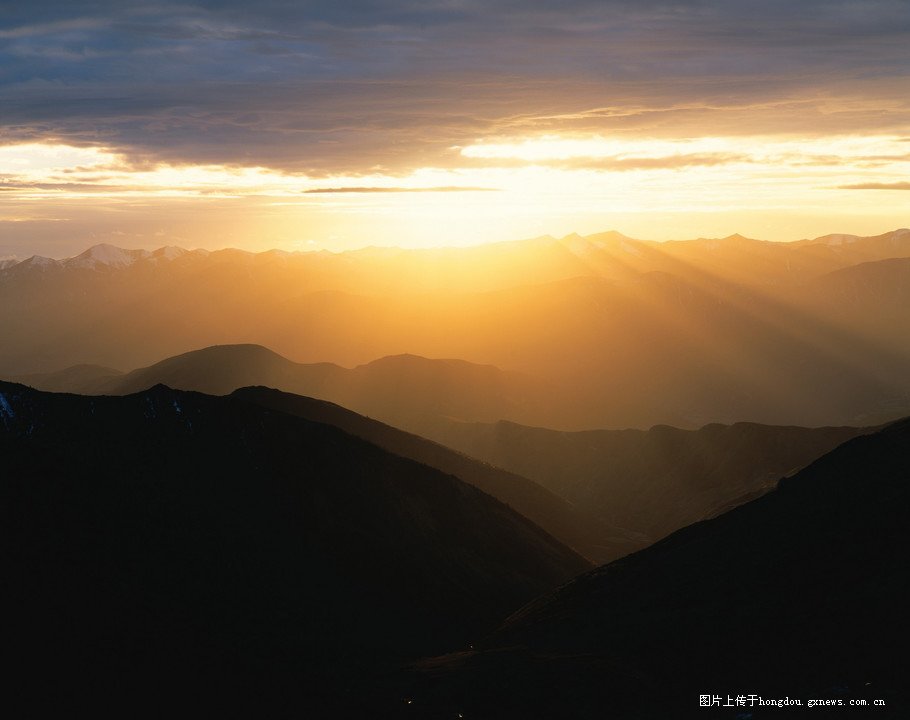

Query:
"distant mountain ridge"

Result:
[[13, 363, 124, 394], [6, 228, 909, 273], [419, 417, 873, 545], [3, 229, 909, 429], [21, 343, 545, 429], [6, 243, 197, 271]]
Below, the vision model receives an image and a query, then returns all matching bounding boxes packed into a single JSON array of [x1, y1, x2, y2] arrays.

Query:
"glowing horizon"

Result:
[[2, 132, 909, 256], [1, 3, 908, 256]]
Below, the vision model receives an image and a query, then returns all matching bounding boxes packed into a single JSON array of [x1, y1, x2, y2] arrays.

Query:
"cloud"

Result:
[[304, 185, 498, 193], [838, 182, 910, 190], [0, 180, 137, 192], [0, 17, 110, 39], [0, 2, 907, 175], [450, 151, 757, 172]]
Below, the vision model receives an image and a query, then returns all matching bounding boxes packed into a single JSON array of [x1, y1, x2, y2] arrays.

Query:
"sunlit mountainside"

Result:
[[3, 228, 910, 428]]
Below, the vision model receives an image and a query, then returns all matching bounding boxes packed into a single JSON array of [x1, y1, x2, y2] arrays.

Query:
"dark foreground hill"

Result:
[[230, 386, 641, 564], [0, 381, 589, 712], [396, 418, 910, 719]]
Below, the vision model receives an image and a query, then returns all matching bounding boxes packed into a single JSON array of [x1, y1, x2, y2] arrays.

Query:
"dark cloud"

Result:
[[1, 2, 908, 174]]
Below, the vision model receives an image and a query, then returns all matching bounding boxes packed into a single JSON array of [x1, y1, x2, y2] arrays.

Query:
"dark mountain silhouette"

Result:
[[420, 418, 872, 545], [0, 381, 589, 711], [14, 349, 868, 560], [398, 416, 910, 719], [230, 386, 641, 564]]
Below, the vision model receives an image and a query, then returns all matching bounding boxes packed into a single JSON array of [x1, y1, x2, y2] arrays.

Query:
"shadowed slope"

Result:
[[400, 418, 910, 718], [0, 381, 589, 711], [231, 386, 641, 564]]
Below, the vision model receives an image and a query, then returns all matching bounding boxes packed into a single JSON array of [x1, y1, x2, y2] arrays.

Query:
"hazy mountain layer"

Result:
[[420, 418, 872, 544], [15, 343, 545, 429], [399, 417, 910, 718], [12, 363, 124, 393], [15, 348, 867, 558], [0, 381, 589, 710], [2, 229, 909, 428]]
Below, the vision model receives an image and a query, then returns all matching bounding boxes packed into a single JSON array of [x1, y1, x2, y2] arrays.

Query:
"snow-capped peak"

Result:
[[818, 233, 860, 246], [151, 246, 187, 261], [66, 244, 151, 269], [19, 255, 61, 269], [621, 241, 642, 257]]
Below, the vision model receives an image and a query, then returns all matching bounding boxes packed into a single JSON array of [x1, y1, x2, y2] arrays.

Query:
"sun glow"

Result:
[[2, 134, 909, 252]]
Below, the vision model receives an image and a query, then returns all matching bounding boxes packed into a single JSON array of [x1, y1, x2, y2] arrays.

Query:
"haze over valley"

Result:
[[4, 227, 910, 429]]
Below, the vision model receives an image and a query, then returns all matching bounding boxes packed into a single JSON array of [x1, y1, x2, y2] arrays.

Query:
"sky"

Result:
[[1, 0, 909, 257]]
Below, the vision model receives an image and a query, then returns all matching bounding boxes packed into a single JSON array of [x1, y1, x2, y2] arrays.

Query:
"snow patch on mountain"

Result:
[[0, 392, 15, 419], [144, 246, 191, 265], [19, 256, 61, 269], [66, 244, 151, 269], [820, 234, 860, 246]]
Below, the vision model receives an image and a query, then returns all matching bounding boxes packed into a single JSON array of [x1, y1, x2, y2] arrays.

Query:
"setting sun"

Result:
[[3, 132, 910, 251]]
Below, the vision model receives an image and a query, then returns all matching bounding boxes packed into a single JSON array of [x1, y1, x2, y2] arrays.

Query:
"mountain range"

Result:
[[0, 380, 589, 712], [11, 343, 545, 429], [2, 229, 909, 429], [3, 220, 907, 715], [399, 415, 910, 718], [230, 385, 637, 564], [419, 417, 872, 545], [13, 343, 882, 558]]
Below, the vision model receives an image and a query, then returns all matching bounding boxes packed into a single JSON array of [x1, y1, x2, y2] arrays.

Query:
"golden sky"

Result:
[[1, 2, 908, 256]]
